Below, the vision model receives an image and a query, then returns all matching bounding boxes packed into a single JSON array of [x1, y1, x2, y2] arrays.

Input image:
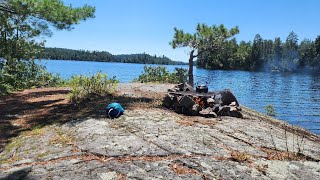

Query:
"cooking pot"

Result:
[[196, 85, 208, 93]]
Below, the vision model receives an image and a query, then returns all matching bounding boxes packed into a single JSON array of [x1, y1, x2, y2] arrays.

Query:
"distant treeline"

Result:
[[197, 32, 320, 73], [38, 47, 187, 65]]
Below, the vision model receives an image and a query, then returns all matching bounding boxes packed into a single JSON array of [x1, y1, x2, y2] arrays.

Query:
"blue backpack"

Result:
[[105, 102, 124, 118]]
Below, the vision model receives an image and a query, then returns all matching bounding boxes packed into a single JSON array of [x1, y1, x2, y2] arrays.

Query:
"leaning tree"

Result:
[[170, 23, 239, 86]]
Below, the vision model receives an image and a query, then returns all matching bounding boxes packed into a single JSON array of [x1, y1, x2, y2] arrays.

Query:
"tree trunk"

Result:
[[188, 49, 194, 87]]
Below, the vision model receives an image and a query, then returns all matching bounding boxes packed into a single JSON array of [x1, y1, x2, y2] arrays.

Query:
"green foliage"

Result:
[[115, 54, 186, 65], [170, 23, 239, 51], [40, 47, 114, 62], [0, 0, 95, 61], [1, 0, 95, 30], [298, 39, 316, 67], [198, 30, 320, 72], [174, 67, 188, 83], [0, 59, 65, 95], [170, 23, 239, 85], [68, 72, 119, 103], [134, 66, 187, 84], [0, 0, 95, 94], [265, 104, 276, 116], [38, 47, 187, 65]]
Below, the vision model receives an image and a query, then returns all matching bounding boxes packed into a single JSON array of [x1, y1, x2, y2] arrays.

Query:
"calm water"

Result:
[[39, 60, 320, 134]]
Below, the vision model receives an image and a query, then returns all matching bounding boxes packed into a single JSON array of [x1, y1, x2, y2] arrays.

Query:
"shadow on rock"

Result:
[[0, 87, 161, 152]]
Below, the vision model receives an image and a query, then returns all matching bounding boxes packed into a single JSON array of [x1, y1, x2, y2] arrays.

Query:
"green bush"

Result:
[[0, 59, 65, 95], [134, 65, 187, 84], [265, 104, 276, 116], [68, 72, 119, 103]]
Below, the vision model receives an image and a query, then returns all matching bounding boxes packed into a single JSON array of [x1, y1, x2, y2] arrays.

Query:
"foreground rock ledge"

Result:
[[0, 83, 319, 179]]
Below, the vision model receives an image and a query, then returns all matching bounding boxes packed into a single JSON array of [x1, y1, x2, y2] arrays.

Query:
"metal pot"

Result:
[[196, 85, 208, 93]]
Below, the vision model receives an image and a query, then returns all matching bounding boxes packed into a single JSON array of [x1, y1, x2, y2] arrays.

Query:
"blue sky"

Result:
[[45, 0, 320, 62]]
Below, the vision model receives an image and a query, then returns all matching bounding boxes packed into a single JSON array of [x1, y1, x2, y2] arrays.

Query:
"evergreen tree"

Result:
[[236, 41, 251, 70], [298, 39, 315, 68], [0, 0, 95, 61], [249, 34, 263, 70], [283, 31, 299, 71], [272, 37, 283, 69], [0, 0, 95, 93], [170, 23, 239, 86], [315, 36, 320, 54], [312, 35, 320, 69]]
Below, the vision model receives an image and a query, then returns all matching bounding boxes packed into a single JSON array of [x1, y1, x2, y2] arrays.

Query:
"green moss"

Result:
[[37, 152, 50, 159], [0, 136, 25, 164], [0, 155, 22, 164], [4, 138, 23, 153], [24, 126, 46, 136], [50, 128, 74, 146], [54, 128, 64, 136]]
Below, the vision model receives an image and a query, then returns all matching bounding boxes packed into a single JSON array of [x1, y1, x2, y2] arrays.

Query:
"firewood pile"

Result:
[[163, 83, 242, 118]]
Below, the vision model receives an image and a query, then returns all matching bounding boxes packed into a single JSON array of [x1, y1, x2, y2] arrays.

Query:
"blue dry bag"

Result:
[[105, 102, 124, 118]]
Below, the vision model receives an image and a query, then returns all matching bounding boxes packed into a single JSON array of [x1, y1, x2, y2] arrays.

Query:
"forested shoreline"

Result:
[[40, 32, 320, 73], [197, 32, 320, 73], [38, 47, 187, 65]]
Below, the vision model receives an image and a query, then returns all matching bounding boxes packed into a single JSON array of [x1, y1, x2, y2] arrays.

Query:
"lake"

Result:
[[39, 60, 320, 134]]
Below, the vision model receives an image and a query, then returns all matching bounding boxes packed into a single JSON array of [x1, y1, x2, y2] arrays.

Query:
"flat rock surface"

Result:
[[1, 83, 319, 179]]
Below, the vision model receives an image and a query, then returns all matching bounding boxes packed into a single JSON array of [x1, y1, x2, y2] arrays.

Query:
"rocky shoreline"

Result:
[[0, 83, 319, 179]]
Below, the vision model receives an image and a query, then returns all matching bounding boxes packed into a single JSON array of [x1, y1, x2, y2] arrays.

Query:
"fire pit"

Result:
[[163, 83, 242, 118]]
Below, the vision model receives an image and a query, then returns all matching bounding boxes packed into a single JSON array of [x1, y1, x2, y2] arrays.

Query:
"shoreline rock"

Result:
[[0, 83, 319, 179]]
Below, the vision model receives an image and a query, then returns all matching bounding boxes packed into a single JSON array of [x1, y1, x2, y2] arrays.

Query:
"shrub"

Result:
[[134, 65, 187, 84], [0, 59, 65, 95], [68, 72, 119, 103], [265, 104, 276, 116]]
